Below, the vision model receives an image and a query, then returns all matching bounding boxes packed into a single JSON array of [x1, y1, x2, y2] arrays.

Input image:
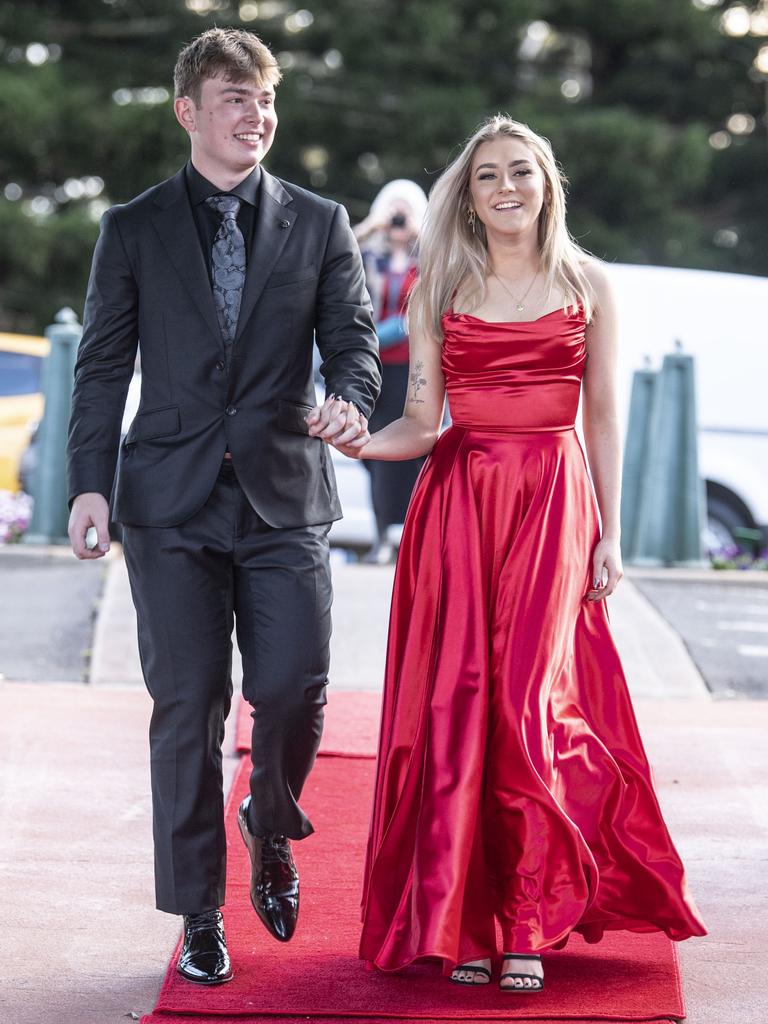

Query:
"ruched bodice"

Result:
[[441, 307, 586, 431]]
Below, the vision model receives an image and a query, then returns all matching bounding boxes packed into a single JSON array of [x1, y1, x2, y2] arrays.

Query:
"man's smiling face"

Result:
[[185, 75, 278, 178]]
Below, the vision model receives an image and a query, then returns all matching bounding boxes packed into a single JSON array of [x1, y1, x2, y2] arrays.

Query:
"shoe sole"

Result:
[[176, 966, 234, 985], [500, 986, 545, 993], [500, 980, 545, 994]]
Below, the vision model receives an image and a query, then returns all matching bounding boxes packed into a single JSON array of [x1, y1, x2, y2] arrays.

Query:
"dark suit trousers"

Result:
[[122, 461, 332, 915]]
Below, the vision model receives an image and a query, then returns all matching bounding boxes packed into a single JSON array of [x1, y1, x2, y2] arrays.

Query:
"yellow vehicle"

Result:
[[0, 332, 49, 492]]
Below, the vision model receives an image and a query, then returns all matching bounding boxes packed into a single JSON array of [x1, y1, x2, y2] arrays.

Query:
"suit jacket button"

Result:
[[216, 360, 225, 372], [225, 405, 237, 416]]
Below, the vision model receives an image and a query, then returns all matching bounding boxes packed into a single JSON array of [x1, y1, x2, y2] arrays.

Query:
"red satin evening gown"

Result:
[[359, 306, 706, 974]]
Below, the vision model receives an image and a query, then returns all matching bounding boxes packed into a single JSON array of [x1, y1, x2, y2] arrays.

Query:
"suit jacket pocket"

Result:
[[277, 399, 314, 435], [124, 405, 180, 445], [320, 440, 337, 498]]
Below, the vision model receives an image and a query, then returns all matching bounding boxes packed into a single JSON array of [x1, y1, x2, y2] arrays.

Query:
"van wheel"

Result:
[[705, 493, 749, 553]]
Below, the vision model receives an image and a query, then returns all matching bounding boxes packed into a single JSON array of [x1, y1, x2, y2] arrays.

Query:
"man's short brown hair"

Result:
[[173, 27, 282, 106]]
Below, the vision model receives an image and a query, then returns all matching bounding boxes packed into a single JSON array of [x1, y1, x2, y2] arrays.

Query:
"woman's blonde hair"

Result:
[[409, 115, 594, 342]]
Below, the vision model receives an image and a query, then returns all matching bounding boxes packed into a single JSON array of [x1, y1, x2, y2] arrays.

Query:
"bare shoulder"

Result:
[[579, 257, 617, 318], [580, 256, 612, 293]]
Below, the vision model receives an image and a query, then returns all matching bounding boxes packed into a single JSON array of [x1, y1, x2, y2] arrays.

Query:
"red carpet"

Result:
[[235, 690, 380, 758], [143, 1017, 675, 1024], [143, 693, 685, 1024]]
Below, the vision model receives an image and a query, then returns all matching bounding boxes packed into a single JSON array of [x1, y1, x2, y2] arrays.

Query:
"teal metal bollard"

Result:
[[620, 358, 656, 562], [24, 308, 82, 545], [629, 342, 706, 567]]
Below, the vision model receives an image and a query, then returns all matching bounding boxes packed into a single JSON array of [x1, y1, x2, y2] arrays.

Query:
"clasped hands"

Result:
[[305, 394, 370, 458]]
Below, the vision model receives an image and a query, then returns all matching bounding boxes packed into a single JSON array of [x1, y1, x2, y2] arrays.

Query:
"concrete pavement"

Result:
[[0, 551, 766, 1024], [0, 544, 104, 682], [91, 553, 708, 700]]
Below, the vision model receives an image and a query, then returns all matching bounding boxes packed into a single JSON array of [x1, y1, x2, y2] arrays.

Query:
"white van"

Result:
[[328, 263, 768, 553]]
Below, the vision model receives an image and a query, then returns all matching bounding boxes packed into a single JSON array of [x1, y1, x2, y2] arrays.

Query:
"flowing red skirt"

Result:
[[359, 424, 706, 974]]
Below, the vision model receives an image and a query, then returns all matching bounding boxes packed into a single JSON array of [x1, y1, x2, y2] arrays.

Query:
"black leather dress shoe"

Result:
[[177, 909, 233, 985], [237, 795, 299, 942]]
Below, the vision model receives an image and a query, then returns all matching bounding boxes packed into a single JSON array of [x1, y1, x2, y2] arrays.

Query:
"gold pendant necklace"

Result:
[[492, 269, 539, 313]]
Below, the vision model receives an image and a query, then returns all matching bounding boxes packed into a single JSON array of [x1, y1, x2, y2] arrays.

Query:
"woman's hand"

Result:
[[586, 536, 623, 601], [305, 395, 370, 457], [333, 430, 371, 460], [306, 396, 364, 442]]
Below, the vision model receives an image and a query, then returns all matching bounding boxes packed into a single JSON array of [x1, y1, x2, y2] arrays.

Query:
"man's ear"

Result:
[[173, 96, 197, 135]]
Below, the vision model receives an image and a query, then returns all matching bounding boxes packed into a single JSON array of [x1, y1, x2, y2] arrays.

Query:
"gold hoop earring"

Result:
[[467, 208, 476, 232]]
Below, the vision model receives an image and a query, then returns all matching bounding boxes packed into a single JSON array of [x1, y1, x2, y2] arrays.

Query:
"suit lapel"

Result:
[[151, 170, 222, 345], [235, 169, 296, 341]]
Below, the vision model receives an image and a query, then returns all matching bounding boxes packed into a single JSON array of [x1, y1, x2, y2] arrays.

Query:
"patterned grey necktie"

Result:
[[206, 194, 246, 367]]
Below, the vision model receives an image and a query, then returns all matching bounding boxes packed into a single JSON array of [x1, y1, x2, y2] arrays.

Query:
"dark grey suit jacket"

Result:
[[67, 167, 381, 528]]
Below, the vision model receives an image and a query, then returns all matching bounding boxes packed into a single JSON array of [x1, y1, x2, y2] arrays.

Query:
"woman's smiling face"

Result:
[[469, 136, 546, 239]]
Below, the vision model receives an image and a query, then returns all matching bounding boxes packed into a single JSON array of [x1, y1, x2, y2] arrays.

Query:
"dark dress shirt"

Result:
[[185, 161, 261, 283]]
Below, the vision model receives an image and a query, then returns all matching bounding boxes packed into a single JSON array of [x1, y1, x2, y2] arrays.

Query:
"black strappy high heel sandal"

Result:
[[450, 960, 492, 986], [499, 953, 544, 992]]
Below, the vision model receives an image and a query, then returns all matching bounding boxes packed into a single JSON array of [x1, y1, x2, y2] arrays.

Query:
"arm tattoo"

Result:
[[409, 360, 427, 404]]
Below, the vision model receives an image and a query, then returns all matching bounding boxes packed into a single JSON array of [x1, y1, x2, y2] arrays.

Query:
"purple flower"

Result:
[[0, 490, 34, 544]]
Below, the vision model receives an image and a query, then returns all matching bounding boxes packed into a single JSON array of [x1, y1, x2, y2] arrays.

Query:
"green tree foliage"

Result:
[[0, 0, 766, 330]]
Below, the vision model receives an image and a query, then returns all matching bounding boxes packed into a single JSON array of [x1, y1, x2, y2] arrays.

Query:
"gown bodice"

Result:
[[441, 307, 587, 432]]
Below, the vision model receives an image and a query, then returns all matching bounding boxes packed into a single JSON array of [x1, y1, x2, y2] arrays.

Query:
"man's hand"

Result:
[[306, 396, 365, 443], [68, 492, 111, 559]]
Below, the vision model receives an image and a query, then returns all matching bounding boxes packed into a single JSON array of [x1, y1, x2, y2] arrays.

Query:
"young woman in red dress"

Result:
[[339, 116, 706, 993]]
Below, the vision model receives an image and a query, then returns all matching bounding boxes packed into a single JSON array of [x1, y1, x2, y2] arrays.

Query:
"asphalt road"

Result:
[[631, 577, 768, 699], [0, 548, 106, 682]]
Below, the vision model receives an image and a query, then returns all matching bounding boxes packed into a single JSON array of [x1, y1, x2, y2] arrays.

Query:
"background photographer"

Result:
[[354, 179, 428, 564]]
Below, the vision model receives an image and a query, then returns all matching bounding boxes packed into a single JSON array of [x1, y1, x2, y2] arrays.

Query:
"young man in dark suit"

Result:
[[67, 27, 380, 985]]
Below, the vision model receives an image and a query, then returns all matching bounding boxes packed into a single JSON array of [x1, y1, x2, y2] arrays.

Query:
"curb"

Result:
[[627, 566, 767, 586]]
